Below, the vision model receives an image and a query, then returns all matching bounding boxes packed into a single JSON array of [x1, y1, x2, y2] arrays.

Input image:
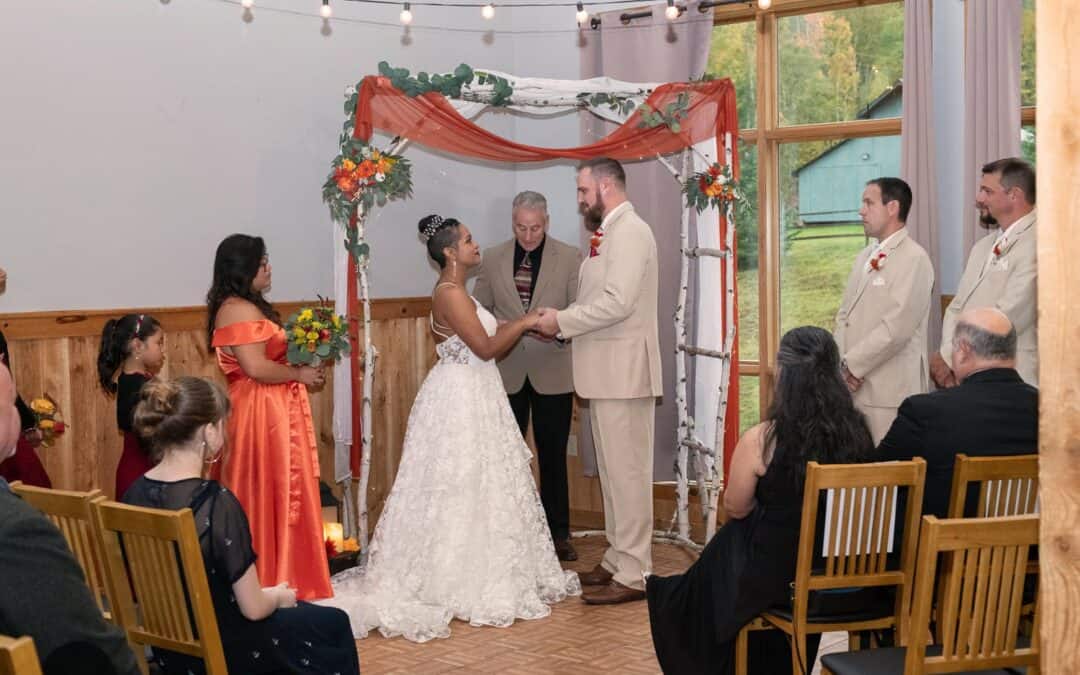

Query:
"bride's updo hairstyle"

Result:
[[134, 376, 231, 461], [418, 214, 462, 268]]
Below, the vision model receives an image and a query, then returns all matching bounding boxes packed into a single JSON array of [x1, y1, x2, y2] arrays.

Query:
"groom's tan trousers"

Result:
[[589, 397, 655, 591]]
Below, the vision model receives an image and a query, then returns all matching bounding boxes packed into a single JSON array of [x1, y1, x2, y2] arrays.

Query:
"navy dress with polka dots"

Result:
[[123, 477, 359, 675]]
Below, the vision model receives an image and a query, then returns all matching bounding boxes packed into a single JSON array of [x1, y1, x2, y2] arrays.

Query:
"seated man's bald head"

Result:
[[951, 308, 1018, 382]]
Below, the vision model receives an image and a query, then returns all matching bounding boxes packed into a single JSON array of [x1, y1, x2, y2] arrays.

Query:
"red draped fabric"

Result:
[[346, 74, 741, 479]]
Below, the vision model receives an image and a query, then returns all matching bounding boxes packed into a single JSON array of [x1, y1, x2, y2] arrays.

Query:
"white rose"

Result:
[[375, 173, 386, 183], [345, 85, 357, 97]]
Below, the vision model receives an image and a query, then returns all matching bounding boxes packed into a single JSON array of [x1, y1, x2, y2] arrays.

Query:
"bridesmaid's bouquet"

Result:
[[285, 304, 351, 367], [29, 394, 67, 447]]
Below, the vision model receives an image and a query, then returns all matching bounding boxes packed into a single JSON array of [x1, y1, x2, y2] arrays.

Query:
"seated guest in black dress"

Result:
[[123, 376, 359, 675], [878, 307, 1037, 518], [646, 326, 874, 675], [0, 365, 139, 675]]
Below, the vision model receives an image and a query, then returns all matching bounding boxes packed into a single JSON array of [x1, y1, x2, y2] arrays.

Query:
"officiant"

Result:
[[474, 191, 582, 562]]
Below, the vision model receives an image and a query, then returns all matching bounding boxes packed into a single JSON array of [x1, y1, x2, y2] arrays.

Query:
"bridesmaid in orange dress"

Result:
[[206, 234, 331, 601]]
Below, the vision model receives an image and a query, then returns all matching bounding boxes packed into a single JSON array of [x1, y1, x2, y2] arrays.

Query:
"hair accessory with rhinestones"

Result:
[[421, 215, 445, 242]]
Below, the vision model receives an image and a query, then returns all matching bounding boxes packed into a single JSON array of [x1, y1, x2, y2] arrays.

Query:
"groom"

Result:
[[536, 157, 661, 605]]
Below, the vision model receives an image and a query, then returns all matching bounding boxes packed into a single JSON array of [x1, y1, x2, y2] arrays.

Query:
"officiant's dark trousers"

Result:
[[508, 377, 573, 542]]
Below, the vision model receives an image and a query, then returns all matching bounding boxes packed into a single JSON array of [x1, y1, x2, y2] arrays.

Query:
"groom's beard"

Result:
[[978, 206, 998, 229], [580, 194, 605, 232]]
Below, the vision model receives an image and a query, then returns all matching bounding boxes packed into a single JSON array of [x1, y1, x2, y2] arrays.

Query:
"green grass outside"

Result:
[[735, 223, 868, 430]]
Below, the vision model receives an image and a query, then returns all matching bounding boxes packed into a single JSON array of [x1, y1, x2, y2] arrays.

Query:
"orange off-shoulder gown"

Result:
[[211, 319, 332, 600]]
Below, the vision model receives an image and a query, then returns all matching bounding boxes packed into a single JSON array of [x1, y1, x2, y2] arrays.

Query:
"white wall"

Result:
[[0, 0, 663, 311]]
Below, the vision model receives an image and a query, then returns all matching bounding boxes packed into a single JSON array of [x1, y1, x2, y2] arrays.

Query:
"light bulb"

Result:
[[757, 0, 772, 8], [240, 0, 253, 7], [320, 0, 332, 17], [399, 2, 413, 24], [481, 3, 495, 19], [575, 1, 587, 24], [664, 0, 679, 21]]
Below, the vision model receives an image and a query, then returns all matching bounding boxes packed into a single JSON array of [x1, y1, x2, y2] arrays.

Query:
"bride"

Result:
[[322, 214, 581, 642]]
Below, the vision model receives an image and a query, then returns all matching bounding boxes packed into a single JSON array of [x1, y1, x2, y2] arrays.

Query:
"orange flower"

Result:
[[341, 158, 357, 172], [376, 158, 393, 175], [307, 341, 318, 353], [355, 161, 377, 179], [336, 177, 357, 194]]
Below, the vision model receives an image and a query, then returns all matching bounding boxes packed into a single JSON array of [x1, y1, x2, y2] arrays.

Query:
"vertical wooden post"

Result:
[[1036, 3, 1080, 671], [756, 11, 781, 411]]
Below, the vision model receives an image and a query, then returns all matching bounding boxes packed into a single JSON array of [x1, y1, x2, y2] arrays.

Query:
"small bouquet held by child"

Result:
[[29, 395, 67, 447], [284, 303, 351, 368]]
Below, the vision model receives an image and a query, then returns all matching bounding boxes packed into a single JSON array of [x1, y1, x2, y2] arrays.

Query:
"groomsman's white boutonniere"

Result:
[[867, 251, 887, 272]]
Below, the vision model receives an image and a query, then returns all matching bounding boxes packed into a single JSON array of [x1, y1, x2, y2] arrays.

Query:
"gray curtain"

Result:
[[900, 0, 942, 351], [578, 2, 714, 480], [963, 0, 1022, 254]]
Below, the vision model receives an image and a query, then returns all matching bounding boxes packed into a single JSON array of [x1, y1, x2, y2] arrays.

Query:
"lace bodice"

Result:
[[434, 297, 497, 365]]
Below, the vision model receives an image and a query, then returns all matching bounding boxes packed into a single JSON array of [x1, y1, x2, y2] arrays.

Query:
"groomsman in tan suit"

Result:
[[835, 177, 934, 444], [473, 190, 582, 561], [535, 157, 661, 605], [932, 158, 1038, 387]]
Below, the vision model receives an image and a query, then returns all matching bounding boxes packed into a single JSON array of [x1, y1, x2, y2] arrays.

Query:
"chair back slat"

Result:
[[10, 483, 113, 620], [92, 501, 228, 675], [947, 454, 1039, 519], [907, 515, 1039, 672], [0, 635, 43, 675]]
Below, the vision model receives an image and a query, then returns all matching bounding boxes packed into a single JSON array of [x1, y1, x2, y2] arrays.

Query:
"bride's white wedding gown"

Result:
[[321, 297, 581, 642]]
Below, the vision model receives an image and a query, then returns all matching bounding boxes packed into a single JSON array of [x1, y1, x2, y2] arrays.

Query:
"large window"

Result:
[[708, 0, 904, 425]]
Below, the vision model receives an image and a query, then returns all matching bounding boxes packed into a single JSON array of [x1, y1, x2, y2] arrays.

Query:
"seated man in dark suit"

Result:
[[878, 307, 1038, 518], [0, 365, 140, 675]]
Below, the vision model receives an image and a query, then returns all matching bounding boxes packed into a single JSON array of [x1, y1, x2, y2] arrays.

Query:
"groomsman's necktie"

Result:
[[515, 255, 532, 310]]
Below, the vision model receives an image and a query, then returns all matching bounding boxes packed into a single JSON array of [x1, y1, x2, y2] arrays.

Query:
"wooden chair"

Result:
[[946, 454, 1039, 519], [9, 482, 114, 621], [820, 514, 1040, 674], [0, 635, 43, 675], [92, 500, 228, 675], [735, 459, 927, 675]]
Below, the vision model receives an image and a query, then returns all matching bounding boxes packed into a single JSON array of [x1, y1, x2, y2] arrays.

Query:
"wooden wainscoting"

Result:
[[2, 299, 712, 539]]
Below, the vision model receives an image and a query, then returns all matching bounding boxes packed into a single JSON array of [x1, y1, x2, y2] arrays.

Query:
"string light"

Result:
[[240, 0, 253, 7], [481, 2, 494, 19], [399, 1, 413, 23], [664, 0, 679, 21], [757, 0, 771, 8], [320, 0, 333, 18], [575, 1, 588, 24]]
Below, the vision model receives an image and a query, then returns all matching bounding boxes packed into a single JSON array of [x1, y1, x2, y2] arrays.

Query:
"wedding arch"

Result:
[[325, 63, 742, 551]]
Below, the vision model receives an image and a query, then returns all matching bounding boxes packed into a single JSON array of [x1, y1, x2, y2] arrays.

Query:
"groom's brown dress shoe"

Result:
[[578, 564, 614, 586], [582, 581, 646, 605], [554, 538, 578, 562]]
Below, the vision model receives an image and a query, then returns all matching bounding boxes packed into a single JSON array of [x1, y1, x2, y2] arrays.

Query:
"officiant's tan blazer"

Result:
[[473, 236, 580, 395], [940, 210, 1038, 385], [835, 228, 934, 442], [556, 202, 662, 400]]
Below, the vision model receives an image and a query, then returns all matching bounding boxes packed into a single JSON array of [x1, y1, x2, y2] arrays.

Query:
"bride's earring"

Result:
[[451, 257, 457, 276]]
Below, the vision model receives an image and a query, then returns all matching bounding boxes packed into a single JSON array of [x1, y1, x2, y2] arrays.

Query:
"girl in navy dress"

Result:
[[124, 376, 359, 675]]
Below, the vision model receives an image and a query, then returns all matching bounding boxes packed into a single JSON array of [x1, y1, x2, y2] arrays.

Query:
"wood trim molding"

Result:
[[0, 297, 433, 340]]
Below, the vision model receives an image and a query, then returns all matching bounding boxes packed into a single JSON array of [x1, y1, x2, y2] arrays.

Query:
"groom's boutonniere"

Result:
[[993, 237, 1007, 259], [868, 251, 886, 272], [589, 228, 605, 258]]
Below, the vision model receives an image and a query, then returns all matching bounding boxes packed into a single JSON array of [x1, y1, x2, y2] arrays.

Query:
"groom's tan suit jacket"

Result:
[[940, 210, 1038, 385], [835, 227, 934, 442], [473, 236, 580, 395], [556, 202, 662, 399]]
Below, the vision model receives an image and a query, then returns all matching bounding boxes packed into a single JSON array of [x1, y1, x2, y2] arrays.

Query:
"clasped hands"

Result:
[[525, 307, 561, 340]]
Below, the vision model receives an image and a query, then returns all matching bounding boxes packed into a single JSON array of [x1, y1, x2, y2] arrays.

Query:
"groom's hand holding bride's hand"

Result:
[[532, 307, 561, 339]]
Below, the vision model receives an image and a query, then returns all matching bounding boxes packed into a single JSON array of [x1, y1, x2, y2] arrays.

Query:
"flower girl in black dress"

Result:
[[123, 376, 359, 675]]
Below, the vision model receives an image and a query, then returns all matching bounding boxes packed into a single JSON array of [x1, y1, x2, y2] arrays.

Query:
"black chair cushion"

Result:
[[821, 644, 1029, 675], [767, 587, 896, 624]]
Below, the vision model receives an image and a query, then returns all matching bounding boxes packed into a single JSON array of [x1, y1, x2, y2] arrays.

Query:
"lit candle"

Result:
[[324, 522, 344, 554]]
